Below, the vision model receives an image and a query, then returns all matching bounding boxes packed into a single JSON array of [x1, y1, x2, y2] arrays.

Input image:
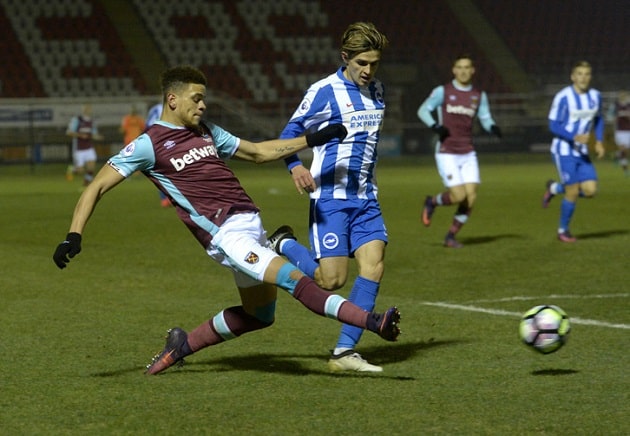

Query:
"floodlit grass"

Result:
[[1, 155, 628, 435]]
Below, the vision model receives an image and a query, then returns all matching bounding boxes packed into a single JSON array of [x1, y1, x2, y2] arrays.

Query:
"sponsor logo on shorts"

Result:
[[322, 233, 339, 250], [245, 251, 259, 264]]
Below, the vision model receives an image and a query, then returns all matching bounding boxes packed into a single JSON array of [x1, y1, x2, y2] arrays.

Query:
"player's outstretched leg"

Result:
[[367, 306, 401, 341], [289, 274, 401, 341], [145, 327, 189, 375], [145, 305, 273, 375]]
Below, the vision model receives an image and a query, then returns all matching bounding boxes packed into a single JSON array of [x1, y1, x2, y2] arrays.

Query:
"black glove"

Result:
[[305, 124, 347, 147], [491, 125, 502, 138], [431, 124, 449, 141], [53, 232, 82, 269]]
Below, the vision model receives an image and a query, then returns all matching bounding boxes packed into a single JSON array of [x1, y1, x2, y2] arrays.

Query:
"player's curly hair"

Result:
[[340, 22, 388, 60], [160, 65, 207, 96]]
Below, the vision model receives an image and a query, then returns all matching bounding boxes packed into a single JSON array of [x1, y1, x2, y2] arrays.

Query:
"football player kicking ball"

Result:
[[52, 66, 400, 375]]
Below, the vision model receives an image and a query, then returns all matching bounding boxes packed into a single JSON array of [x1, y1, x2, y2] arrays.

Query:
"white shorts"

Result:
[[435, 151, 480, 187], [615, 131, 630, 148], [73, 148, 97, 168], [206, 212, 277, 288]]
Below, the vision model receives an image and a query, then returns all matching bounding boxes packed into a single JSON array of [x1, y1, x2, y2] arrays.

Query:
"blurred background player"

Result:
[[145, 101, 163, 127], [541, 60, 605, 242], [145, 101, 171, 207], [119, 104, 145, 147], [269, 22, 390, 372], [606, 90, 630, 176], [65, 103, 103, 186], [417, 54, 502, 248]]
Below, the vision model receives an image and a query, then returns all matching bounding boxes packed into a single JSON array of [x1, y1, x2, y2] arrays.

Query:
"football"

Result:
[[519, 305, 571, 354]]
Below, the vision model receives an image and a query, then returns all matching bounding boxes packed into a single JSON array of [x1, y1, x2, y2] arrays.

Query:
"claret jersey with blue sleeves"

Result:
[[417, 80, 496, 154], [107, 120, 258, 248], [281, 67, 385, 200]]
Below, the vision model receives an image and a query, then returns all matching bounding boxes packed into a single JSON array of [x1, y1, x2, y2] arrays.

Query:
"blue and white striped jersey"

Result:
[[281, 67, 385, 200], [548, 85, 603, 156], [145, 103, 163, 128]]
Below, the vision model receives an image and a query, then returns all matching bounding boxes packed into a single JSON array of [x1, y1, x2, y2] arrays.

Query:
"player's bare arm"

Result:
[[53, 164, 125, 269], [234, 137, 309, 163], [68, 165, 125, 234], [234, 124, 347, 164]]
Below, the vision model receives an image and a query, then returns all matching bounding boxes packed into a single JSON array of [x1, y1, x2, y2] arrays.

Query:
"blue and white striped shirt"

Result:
[[281, 67, 385, 200], [548, 85, 603, 156], [145, 103, 163, 128]]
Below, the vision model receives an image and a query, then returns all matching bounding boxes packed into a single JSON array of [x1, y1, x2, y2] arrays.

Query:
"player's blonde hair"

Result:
[[572, 60, 592, 72], [340, 22, 388, 60]]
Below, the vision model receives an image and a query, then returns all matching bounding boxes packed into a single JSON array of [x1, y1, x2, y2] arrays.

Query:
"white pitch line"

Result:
[[466, 293, 629, 304], [421, 301, 630, 330]]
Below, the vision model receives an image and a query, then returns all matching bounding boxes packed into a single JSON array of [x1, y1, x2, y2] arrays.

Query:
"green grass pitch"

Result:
[[1, 155, 628, 434]]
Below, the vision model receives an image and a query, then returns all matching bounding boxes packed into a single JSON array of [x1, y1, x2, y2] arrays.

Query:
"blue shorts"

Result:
[[309, 198, 387, 259], [553, 153, 598, 185]]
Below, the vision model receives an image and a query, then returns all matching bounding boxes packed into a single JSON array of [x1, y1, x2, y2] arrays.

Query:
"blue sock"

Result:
[[335, 276, 379, 351], [559, 198, 576, 231], [281, 239, 319, 278]]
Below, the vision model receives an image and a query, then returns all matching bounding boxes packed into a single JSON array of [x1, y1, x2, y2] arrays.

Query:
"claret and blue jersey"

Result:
[[107, 120, 258, 248], [281, 67, 385, 200], [417, 80, 496, 154]]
